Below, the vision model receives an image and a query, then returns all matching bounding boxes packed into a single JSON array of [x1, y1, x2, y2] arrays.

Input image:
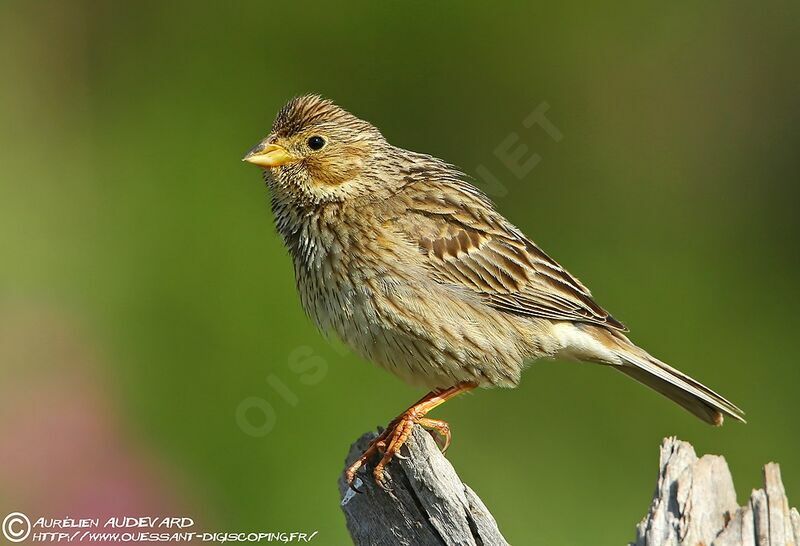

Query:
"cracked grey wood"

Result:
[[631, 437, 799, 546], [339, 430, 796, 546], [338, 425, 508, 546]]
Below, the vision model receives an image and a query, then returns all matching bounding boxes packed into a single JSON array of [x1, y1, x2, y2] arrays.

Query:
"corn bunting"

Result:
[[243, 95, 744, 489]]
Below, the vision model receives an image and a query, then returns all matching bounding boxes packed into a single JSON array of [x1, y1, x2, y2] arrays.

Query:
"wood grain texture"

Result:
[[631, 437, 800, 546], [338, 430, 796, 545], [338, 426, 508, 546]]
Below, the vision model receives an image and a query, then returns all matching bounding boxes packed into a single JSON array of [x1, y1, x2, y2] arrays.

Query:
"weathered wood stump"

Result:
[[338, 426, 508, 546], [632, 437, 800, 546], [339, 428, 798, 546]]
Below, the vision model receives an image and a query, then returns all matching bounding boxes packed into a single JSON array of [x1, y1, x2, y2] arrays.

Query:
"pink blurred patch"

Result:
[[0, 307, 202, 544]]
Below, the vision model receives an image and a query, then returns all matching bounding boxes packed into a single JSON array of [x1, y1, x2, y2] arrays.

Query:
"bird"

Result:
[[243, 94, 745, 489]]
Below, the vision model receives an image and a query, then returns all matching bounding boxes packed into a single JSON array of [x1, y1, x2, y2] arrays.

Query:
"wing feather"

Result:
[[389, 176, 627, 331]]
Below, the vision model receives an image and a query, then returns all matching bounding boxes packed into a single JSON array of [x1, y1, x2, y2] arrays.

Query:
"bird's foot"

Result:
[[344, 430, 388, 492], [344, 382, 475, 492], [345, 410, 428, 491], [418, 417, 451, 453]]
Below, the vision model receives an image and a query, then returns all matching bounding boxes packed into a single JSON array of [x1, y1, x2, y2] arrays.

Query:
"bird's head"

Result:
[[243, 95, 388, 206]]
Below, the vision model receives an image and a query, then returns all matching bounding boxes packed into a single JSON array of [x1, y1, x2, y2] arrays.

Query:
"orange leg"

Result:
[[345, 382, 476, 490]]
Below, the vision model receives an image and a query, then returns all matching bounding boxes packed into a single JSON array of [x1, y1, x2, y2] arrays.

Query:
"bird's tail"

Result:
[[588, 327, 745, 425]]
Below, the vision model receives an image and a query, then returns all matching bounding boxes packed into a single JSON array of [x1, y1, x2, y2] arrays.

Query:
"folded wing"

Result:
[[389, 176, 626, 331]]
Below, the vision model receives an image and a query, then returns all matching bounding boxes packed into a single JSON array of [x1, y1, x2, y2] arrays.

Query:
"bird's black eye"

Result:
[[307, 136, 326, 150]]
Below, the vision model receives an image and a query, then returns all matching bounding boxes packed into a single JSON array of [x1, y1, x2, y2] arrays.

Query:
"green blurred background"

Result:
[[1, 1, 798, 544]]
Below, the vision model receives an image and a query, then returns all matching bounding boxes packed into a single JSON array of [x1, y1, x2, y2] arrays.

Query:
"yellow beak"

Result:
[[242, 143, 296, 168]]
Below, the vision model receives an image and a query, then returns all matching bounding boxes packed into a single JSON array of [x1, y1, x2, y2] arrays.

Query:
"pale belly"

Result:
[[295, 258, 559, 390]]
